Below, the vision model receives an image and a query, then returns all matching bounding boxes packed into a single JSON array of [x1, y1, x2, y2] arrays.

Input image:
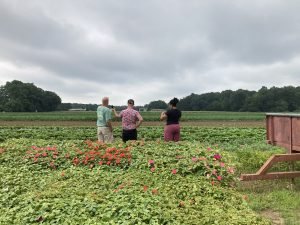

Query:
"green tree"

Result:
[[174, 86, 300, 112], [229, 89, 255, 111], [146, 100, 168, 110], [42, 91, 62, 111], [56, 103, 72, 111], [0, 80, 61, 112]]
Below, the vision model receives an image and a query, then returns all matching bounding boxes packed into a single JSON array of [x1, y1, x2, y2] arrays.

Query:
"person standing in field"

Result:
[[160, 98, 181, 142], [113, 99, 143, 142], [97, 97, 113, 143]]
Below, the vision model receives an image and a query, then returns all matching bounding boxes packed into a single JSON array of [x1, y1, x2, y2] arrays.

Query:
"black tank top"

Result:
[[166, 109, 181, 125]]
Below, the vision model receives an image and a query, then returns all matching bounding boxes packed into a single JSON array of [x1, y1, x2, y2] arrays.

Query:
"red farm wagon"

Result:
[[241, 113, 300, 181]]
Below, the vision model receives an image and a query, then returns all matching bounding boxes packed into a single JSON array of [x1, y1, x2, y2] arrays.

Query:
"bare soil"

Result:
[[0, 120, 264, 127]]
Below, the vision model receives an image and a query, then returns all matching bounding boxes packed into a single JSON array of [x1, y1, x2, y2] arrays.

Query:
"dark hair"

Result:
[[169, 97, 179, 107], [128, 99, 134, 105]]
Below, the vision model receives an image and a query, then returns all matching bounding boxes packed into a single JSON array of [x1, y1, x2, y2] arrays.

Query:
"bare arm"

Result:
[[136, 113, 143, 128], [160, 111, 167, 121], [112, 108, 121, 118]]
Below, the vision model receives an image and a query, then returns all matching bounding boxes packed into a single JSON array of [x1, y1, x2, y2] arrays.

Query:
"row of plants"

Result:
[[0, 111, 265, 121], [0, 138, 270, 224], [0, 126, 265, 144]]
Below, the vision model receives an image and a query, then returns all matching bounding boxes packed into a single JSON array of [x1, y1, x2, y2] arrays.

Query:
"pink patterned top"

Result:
[[120, 108, 143, 130]]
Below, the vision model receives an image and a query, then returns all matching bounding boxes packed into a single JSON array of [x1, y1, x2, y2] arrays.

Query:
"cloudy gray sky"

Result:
[[1, 0, 300, 105]]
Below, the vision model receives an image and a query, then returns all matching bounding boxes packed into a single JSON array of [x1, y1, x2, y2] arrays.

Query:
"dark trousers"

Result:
[[122, 129, 137, 142]]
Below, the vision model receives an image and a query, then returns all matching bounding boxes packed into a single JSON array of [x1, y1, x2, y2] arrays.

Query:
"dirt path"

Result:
[[260, 209, 284, 225], [0, 120, 264, 127]]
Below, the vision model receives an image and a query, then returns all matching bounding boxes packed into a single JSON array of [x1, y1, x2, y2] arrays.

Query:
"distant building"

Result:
[[139, 108, 147, 112], [68, 108, 86, 111], [150, 109, 165, 112]]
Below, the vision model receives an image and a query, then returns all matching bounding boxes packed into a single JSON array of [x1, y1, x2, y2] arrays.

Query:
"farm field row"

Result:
[[0, 111, 265, 121], [1, 126, 300, 224], [0, 120, 265, 127], [0, 126, 265, 144]]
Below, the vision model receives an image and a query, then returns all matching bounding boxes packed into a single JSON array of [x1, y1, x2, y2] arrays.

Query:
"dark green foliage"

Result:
[[177, 86, 300, 112], [0, 80, 61, 112], [145, 100, 168, 110]]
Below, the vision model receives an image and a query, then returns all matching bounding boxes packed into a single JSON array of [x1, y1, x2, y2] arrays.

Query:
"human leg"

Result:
[[172, 124, 180, 142], [131, 129, 137, 140], [102, 127, 114, 143], [122, 130, 128, 142], [164, 125, 173, 141], [122, 129, 137, 142], [97, 127, 104, 142]]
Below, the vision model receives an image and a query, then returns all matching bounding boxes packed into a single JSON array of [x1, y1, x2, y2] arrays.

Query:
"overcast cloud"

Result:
[[0, 0, 300, 105]]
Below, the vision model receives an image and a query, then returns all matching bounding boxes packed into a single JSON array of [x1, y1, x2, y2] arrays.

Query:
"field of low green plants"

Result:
[[0, 111, 265, 121], [0, 126, 265, 144], [1, 125, 300, 224]]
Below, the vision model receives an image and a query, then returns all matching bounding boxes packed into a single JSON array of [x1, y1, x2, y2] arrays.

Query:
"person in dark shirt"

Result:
[[160, 98, 181, 142]]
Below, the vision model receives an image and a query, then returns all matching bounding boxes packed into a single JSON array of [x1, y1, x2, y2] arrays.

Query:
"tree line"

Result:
[[1, 80, 300, 112], [176, 86, 300, 112]]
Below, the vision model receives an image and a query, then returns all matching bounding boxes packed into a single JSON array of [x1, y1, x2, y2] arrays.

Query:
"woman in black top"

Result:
[[160, 98, 181, 142]]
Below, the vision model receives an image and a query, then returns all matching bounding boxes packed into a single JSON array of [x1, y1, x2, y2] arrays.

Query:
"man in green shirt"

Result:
[[97, 97, 113, 143]]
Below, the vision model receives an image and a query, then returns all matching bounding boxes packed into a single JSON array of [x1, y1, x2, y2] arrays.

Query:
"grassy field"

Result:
[[0, 111, 265, 121]]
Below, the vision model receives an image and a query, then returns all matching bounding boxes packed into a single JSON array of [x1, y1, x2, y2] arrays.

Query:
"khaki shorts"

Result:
[[97, 127, 114, 143]]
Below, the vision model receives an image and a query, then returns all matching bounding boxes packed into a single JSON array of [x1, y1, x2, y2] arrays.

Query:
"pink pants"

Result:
[[164, 124, 180, 142]]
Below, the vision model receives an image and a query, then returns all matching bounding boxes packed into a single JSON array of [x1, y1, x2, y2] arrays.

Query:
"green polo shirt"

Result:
[[97, 106, 112, 127]]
